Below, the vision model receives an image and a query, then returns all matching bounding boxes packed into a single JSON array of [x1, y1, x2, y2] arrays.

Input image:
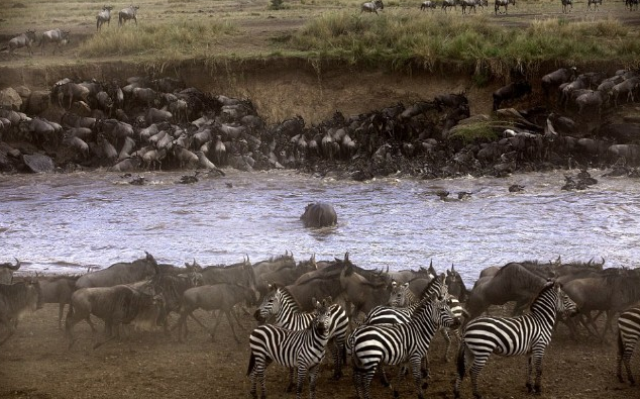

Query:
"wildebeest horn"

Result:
[[310, 253, 316, 267], [344, 252, 350, 262], [451, 263, 455, 272], [600, 257, 605, 266], [8, 258, 21, 270]]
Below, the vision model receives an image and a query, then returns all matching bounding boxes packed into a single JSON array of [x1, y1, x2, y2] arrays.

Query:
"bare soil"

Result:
[[1, 304, 638, 399]]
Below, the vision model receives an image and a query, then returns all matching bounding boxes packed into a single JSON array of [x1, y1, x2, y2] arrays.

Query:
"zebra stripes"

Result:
[[617, 305, 640, 384], [254, 284, 349, 379], [350, 296, 460, 399], [248, 298, 332, 399], [364, 273, 448, 325], [454, 281, 577, 398]]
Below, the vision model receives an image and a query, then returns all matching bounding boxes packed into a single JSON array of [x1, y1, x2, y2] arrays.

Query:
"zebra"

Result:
[[454, 281, 577, 399], [248, 297, 332, 399], [617, 305, 640, 385], [387, 280, 419, 307], [363, 274, 464, 361], [253, 284, 349, 380], [350, 294, 460, 399]]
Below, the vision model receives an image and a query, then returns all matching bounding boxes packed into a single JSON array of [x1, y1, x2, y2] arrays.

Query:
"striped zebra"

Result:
[[350, 295, 460, 399], [254, 284, 349, 380], [454, 281, 577, 399], [248, 297, 332, 399], [617, 305, 640, 385], [363, 274, 464, 361]]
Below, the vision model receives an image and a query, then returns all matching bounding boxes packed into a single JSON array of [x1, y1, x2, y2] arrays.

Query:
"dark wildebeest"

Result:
[[97, 5, 114, 31], [255, 254, 317, 300], [562, 0, 573, 13], [0, 279, 43, 346], [75, 252, 158, 289], [446, 264, 470, 302], [39, 29, 70, 55], [66, 285, 165, 348], [587, 0, 602, 10], [442, 0, 458, 12], [0, 258, 21, 284], [420, 0, 437, 10], [39, 274, 79, 329], [361, 0, 384, 13], [300, 202, 337, 228], [339, 255, 393, 321], [563, 268, 640, 340], [174, 282, 256, 343], [6, 30, 37, 56], [118, 5, 139, 27], [492, 81, 532, 111], [143, 270, 202, 333], [495, 0, 516, 14], [465, 262, 548, 321]]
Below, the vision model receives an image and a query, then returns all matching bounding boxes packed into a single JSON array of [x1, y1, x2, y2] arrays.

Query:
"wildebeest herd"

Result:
[[2, 63, 640, 183], [1, 252, 639, 398]]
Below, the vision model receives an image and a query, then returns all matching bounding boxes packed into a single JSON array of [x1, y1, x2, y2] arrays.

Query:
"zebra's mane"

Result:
[[419, 273, 445, 299], [527, 280, 556, 311], [276, 286, 303, 311]]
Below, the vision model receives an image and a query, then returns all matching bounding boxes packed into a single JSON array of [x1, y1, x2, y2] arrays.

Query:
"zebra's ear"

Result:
[[402, 282, 409, 288]]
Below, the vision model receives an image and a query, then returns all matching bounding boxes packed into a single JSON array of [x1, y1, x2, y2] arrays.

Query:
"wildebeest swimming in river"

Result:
[[300, 202, 337, 228]]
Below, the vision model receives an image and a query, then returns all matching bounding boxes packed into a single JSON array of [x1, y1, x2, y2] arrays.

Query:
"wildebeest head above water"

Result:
[[300, 202, 337, 228]]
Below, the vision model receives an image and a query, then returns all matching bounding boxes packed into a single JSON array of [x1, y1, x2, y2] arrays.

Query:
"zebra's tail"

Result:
[[247, 352, 256, 376], [456, 340, 467, 379]]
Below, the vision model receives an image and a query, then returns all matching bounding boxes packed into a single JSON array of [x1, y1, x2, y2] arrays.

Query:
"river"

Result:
[[1, 169, 638, 285]]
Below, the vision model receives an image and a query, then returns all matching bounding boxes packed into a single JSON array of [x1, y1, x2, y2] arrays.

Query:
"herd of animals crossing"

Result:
[[1, 252, 639, 398], [3, 1, 638, 56]]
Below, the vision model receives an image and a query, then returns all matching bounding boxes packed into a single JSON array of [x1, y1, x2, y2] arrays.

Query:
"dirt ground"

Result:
[[0, 303, 638, 399]]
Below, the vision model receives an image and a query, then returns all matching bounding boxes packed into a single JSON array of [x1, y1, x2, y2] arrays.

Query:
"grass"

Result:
[[285, 13, 640, 73], [77, 19, 238, 59]]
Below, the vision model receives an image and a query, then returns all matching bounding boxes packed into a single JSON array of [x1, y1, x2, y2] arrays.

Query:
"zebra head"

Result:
[[253, 285, 282, 323], [556, 285, 578, 318], [312, 297, 333, 338]]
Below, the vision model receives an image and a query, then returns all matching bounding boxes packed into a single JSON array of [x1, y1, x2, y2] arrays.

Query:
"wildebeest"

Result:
[[465, 262, 548, 321], [563, 268, 640, 340], [561, 0, 573, 13], [300, 202, 338, 228], [492, 81, 531, 111], [75, 252, 158, 289], [442, 0, 458, 12], [494, 0, 515, 14], [97, 5, 114, 30], [6, 30, 37, 56], [361, 0, 384, 13], [0, 258, 21, 284], [174, 282, 256, 342], [446, 264, 469, 302], [39, 274, 79, 329], [39, 29, 70, 55], [541, 67, 577, 100], [587, 0, 602, 10], [65, 284, 165, 348], [420, 0, 437, 10], [119, 5, 140, 27], [0, 279, 42, 346], [611, 77, 640, 107]]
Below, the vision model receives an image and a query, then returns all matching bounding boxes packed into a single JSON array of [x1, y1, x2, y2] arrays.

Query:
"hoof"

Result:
[[393, 390, 399, 398]]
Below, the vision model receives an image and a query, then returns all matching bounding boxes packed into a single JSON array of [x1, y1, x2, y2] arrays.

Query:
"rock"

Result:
[[26, 90, 51, 115], [457, 114, 490, 125], [22, 153, 55, 173], [14, 86, 31, 111], [0, 87, 23, 111]]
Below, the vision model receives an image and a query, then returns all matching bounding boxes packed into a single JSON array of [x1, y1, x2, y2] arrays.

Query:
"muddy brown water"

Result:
[[2, 169, 639, 284]]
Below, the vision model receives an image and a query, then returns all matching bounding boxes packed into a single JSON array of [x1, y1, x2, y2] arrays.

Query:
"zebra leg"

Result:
[[363, 368, 376, 399], [412, 355, 427, 399], [526, 355, 534, 392], [454, 343, 468, 399], [616, 332, 625, 383], [295, 365, 308, 399], [470, 354, 489, 399], [441, 328, 452, 362], [287, 367, 295, 392], [309, 364, 321, 399], [532, 351, 545, 393]]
